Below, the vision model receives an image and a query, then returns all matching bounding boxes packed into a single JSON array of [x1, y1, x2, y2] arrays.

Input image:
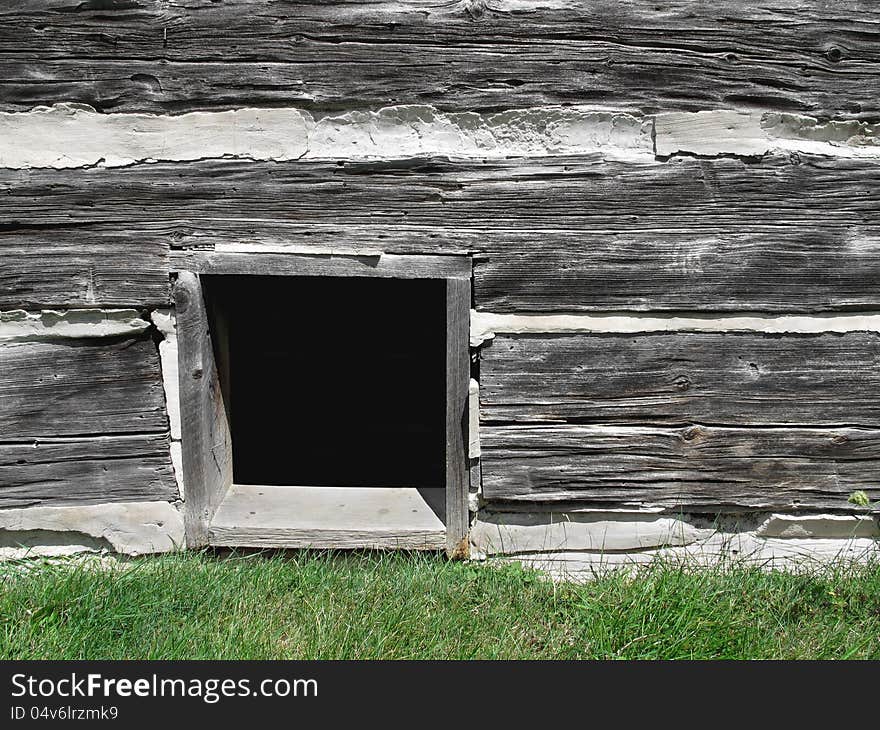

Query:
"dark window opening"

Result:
[[204, 275, 447, 489]]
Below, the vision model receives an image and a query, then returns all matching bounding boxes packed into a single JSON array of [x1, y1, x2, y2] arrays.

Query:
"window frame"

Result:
[[171, 250, 471, 557]]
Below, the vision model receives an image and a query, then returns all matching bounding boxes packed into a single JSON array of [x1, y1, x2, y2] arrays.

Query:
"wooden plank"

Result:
[[446, 277, 471, 557], [0, 228, 170, 309], [0, 335, 168, 439], [171, 250, 471, 279], [0, 434, 177, 509], [480, 332, 880, 427], [1, 2, 878, 117], [208, 485, 446, 551], [174, 271, 232, 547], [480, 424, 880, 511], [5, 155, 880, 311]]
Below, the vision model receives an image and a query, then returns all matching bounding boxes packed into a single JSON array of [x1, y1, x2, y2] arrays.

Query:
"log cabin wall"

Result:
[[1, 0, 880, 563]]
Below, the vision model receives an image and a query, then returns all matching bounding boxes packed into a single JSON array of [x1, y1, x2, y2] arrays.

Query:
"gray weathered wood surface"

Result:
[[0, 434, 177, 509], [171, 250, 471, 279], [480, 425, 880, 510], [208, 525, 447, 551], [208, 526, 447, 550], [0, 335, 169, 439], [479, 332, 880, 427], [0, 228, 170, 309], [4, 155, 880, 312], [446, 276, 471, 557], [174, 272, 233, 547], [208, 485, 446, 551], [1, 1, 877, 117]]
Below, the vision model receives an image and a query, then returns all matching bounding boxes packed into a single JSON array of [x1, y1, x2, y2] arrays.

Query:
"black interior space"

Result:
[[204, 275, 447, 488]]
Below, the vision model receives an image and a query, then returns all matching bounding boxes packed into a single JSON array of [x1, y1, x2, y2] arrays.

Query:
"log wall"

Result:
[[2, 1, 879, 550]]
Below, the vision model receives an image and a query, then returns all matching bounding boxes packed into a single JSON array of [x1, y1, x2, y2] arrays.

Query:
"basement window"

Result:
[[221, 275, 446, 489], [173, 252, 470, 554]]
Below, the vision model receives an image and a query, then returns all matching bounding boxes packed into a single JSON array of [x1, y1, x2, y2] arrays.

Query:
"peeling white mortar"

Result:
[[0, 105, 312, 169], [3, 105, 877, 169], [655, 110, 880, 158], [470, 311, 880, 346], [0, 103, 653, 169], [504, 536, 880, 581], [468, 378, 481, 460], [0, 309, 150, 342], [308, 105, 653, 162], [472, 512, 715, 556], [474, 510, 880, 576], [0, 502, 185, 558], [151, 309, 184, 499], [756, 514, 879, 540]]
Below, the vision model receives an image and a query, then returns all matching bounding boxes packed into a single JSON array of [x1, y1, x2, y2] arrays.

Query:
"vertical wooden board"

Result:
[[446, 277, 471, 557], [174, 272, 232, 547], [0, 335, 168, 439]]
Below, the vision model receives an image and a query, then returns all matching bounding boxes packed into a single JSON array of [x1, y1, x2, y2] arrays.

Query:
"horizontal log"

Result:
[[0, 334, 169, 439], [0, 2, 878, 117], [0, 434, 177, 508], [0, 227, 169, 308], [479, 332, 880, 427], [480, 424, 880, 510], [3, 155, 880, 312]]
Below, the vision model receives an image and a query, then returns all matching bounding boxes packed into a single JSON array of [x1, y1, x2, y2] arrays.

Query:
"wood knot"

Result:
[[682, 425, 702, 442], [463, 0, 487, 20], [831, 434, 849, 445], [825, 46, 844, 63], [673, 374, 690, 391], [192, 367, 203, 379]]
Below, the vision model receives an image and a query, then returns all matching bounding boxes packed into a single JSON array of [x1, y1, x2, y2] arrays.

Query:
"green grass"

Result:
[[1, 551, 879, 659]]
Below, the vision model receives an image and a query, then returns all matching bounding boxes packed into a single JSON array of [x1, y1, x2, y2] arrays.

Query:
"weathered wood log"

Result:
[[480, 424, 880, 510], [3, 155, 880, 312], [0, 227, 170, 308], [0, 334, 169, 439], [0, 434, 177, 509], [0, 1, 877, 117], [479, 332, 880, 427]]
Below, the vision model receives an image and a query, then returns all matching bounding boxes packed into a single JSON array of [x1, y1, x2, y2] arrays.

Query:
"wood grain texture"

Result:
[[4, 155, 880, 312], [174, 272, 232, 547], [208, 484, 446, 551], [0, 227, 170, 309], [480, 425, 880, 511], [0, 434, 177, 509], [446, 276, 471, 556], [0, 334, 169, 439], [208, 526, 447, 551], [479, 332, 880, 427], [171, 250, 471, 279], [0, 1, 877, 117]]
